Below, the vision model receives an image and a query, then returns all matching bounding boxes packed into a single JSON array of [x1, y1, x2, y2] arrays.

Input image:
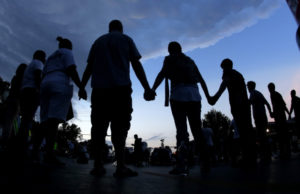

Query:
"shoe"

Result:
[[113, 167, 138, 178], [169, 167, 189, 176], [90, 167, 106, 176]]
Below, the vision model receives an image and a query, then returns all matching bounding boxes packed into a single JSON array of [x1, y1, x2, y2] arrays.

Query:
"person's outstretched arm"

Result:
[[263, 97, 273, 118], [131, 59, 150, 90], [290, 100, 294, 117], [210, 81, 226, 105], [131, 59, 155, 101], [285, 105, 290, 116], [195, 67, 211, 103], [66, 65, 82, 88], [78, 62, 92, 100], [152, 71, 165, 92], [81, 62, 92, 90]]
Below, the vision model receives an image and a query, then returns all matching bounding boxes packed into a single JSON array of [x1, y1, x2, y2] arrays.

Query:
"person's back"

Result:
[[22, 59, 44, 90], [89, 31, 139, 88], [9, 64, 27, 100], [43, 48, 75, 87], [291, 91, 300, 118], [164, 54, 199, 85], [163, 53, 202, 103], [223, 69, 248, 110], [293, 96, 300, 117], [271, 91, 287, 120], [249, 90, 268, 121]]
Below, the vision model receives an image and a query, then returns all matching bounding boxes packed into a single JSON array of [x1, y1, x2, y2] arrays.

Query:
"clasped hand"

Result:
[[144, 89, 156, 101], [78, 88, 87, 100]]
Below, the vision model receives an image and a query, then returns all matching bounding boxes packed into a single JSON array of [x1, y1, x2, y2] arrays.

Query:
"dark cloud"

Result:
[[0, 0, 280, 81]]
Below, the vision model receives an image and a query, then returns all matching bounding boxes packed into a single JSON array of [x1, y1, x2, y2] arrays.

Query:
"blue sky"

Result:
[[1, 0, 299, 147]]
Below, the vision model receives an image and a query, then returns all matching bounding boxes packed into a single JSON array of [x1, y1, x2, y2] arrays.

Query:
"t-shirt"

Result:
[[22, 59, 43, 89], [170, 84, 201, 101], [291, 96, 300, 118], [249, 90, 268, 121], [87, 31, 141, 88], [222, 69, 249, 113], [161, 54, 201, 102], [42, 48, 76, 87], [270, 91, 287, 120]]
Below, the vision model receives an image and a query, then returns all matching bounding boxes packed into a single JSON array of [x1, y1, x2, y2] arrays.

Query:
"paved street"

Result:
[[1, 153, 300, 194]]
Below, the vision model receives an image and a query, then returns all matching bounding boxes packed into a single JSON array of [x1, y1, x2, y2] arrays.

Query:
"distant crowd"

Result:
[[1, 19, 300, 178]]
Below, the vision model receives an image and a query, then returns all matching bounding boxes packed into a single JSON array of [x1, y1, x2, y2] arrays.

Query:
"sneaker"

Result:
[[90, 167, 106, 176], [113, 167, 138, 178], [169, 167, 189, 176]]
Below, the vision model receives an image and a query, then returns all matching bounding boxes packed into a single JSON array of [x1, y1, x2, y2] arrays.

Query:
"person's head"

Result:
[[220, 58, 233, 72], [33, 50, 46, 64], [291, 89, 296, 97], [168, 41, 182, 55], [109, 20, 123, 33], [15, 63, 27, 77], [56, 36, 72, 50], [268, 82, 275, 93], [247, 81, 256, 92], [134, 134, 138, 139]]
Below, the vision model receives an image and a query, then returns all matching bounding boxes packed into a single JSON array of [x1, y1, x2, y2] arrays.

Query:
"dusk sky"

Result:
[[1, 0, 299, 147]]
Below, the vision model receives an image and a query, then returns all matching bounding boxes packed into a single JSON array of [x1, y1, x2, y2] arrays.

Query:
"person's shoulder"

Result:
[[123, 34, 136, 45], [232, 69, 245, 81], [164, 55, 171, 61], [31, 59, 43, 68], [232, 69, 242, 76], [254, 90, 262, 96], [93, 33, 109, 43], [275, 91, 282, 97], [122, 33, 133, 40], [60, 48, 73, 55], [183, 54, 193, 61]]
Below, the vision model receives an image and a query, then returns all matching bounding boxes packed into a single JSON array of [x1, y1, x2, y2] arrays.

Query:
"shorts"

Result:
[[40, 82, 73, 123]]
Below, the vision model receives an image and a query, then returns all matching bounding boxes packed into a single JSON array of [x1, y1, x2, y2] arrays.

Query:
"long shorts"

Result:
[[40, 82, 73, 123]]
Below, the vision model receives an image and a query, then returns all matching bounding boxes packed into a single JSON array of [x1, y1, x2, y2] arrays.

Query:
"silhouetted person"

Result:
[[133, 134, 143, 166], [79, 20, 154, 177], [202, 121, 216, 166], [37, 37, 82, 165], [18, 50, 46, 157], [228, 119, 241, 167], [247, 81, 272, 164], [268, 83, 291, 159], [152, 41, 211, 174], [1, 63, 27, 147], [289, 89, 300, 137], [209, 58, 256, 167]]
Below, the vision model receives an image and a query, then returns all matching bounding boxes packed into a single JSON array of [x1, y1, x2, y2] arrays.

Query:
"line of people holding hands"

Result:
[[1, 19, 298, 178]]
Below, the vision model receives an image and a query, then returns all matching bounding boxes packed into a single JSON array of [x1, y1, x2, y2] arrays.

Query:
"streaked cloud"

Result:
[[0, 0, 280, 80]]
